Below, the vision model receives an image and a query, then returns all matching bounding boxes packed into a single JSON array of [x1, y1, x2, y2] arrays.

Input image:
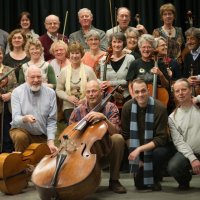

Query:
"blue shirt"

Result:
[[11, 83, 57, 140]]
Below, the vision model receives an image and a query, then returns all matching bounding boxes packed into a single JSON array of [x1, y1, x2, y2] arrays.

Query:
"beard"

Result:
[[30, 85, 41, 92]]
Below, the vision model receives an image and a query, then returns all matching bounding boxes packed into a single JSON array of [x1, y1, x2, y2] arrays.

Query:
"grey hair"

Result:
[[125, 27, 140, 38], [25, 66, 42, 79], [185, 27, 200, 40], [138, 34, 157, 49], [78, 8, 93, 18], [154, 36, 167, 48], [85, 30, 100, 41]]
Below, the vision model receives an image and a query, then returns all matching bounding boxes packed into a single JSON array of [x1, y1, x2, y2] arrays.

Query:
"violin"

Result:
[[0, 143, 50, 195], [102, 47, 125, 108], [31, 87, 119, 200]]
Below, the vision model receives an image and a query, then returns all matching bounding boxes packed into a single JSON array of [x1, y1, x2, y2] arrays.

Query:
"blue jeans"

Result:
[[167, 152, 192, 185]]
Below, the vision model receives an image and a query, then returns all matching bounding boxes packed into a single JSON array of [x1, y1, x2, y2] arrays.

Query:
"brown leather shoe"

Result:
[[109, 180, 127, 194]]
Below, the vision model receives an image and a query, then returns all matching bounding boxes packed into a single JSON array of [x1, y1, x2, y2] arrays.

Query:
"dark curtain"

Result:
[[0, 0, 199, 37]]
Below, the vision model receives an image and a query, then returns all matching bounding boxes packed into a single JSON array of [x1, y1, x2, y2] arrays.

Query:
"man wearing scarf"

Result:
[[121, 78, 171, 191]]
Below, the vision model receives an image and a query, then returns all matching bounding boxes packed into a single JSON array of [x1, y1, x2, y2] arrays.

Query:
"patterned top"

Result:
[[69, 100, 120, 133]]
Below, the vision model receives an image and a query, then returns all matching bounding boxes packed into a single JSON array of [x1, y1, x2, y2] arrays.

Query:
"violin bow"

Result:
[[109, 0, 114, 34], [62, 11, 68, 41], [115, 7, 118, 32]]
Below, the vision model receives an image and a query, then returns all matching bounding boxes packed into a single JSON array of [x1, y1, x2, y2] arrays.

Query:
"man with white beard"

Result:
[[9, 66, 58, 154]]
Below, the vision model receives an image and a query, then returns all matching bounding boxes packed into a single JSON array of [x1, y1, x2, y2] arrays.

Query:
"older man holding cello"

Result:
[[69, 80, 126, 194]]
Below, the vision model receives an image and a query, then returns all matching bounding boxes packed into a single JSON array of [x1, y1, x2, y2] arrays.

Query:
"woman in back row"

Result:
[[19, 39, 56, 89], [152, 3, 185, 61], [3, 29, 29, 82]]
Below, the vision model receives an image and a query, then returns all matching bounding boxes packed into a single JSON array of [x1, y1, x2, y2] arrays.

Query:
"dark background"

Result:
[[0, 0, 199, 36]]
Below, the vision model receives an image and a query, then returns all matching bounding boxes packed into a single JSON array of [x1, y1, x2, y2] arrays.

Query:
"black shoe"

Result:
[[109, 180, 127, 194], [152, 181, 162, 191], [178, 183, 190, 191]]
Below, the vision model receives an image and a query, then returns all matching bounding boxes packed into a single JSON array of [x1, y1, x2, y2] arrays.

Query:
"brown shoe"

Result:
[[109, 180, 127, 194]]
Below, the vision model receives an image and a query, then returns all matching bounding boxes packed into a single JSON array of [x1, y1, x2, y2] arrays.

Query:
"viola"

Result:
[[31, 86, 119, 200], [0, 143, 50, 195]]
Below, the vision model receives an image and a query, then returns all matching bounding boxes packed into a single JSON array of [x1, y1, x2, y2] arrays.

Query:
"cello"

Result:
[[148, 50, 169, 106], [31, 86, 119, 200], [0, 143, 50, 194]]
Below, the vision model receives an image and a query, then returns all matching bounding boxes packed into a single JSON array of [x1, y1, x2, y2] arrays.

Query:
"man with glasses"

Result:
[[106, 7, 147, 40], [9, 66, 58, 154], [69, 80, 126, 194], [39, 14, 68, 61]]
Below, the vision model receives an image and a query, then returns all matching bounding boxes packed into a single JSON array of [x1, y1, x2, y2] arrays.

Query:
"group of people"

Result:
[[0, 2, 200, 196]]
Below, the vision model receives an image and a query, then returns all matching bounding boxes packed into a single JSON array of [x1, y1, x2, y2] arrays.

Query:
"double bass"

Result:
[[31, 86, 119, 200]]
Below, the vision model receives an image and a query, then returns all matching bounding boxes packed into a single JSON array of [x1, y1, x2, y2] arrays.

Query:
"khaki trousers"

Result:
[[9, 128, 47, 152], [100, 133, 125, 180]]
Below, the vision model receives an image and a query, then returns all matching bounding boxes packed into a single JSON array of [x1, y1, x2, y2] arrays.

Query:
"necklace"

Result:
[[162, 26, 174, 38], [70, 78, 81, 85]]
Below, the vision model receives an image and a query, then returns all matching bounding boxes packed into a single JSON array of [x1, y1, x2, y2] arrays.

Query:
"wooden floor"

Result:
[[1, 172, 200, 200]]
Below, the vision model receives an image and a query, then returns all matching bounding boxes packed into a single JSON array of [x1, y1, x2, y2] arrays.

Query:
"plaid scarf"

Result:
[[129, 97, 154, 186]]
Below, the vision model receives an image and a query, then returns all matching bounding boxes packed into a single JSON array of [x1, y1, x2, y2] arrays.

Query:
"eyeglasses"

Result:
[[140, 46, 152, 50], [85, 89, 99, 94], [45, 22, 60, 26]]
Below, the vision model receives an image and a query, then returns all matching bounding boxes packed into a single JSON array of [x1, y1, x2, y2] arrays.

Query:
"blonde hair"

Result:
[[24, 39, 43, 57], [49, 40, 68, 57], [68, 41, 85, 58], [160, 3, 176, 19]]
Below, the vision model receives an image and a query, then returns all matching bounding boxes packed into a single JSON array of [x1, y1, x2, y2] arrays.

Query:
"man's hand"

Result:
[[84, 111, 106, 123], [128, 148, 141, 161], [22, 115, 37, 123], [191, 159, 200, 175], [47, 140, 58, 154]]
